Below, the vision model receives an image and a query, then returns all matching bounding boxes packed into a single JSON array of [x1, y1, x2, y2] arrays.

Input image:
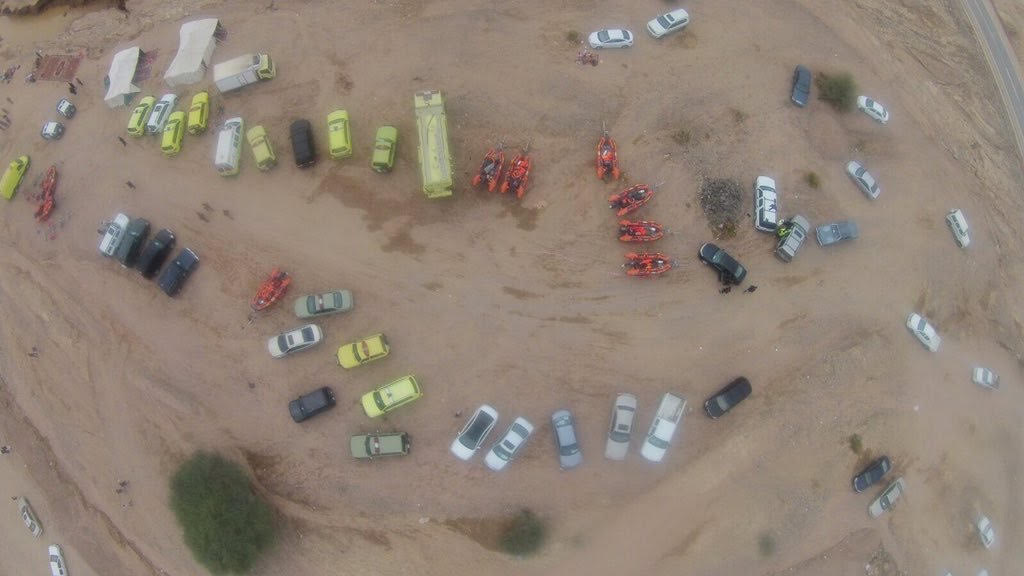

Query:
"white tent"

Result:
[[164, 18, 221, 87], [104, 46, 141, 109]]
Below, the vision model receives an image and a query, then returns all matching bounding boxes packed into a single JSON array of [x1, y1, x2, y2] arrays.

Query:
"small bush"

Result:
[[805, 171, 820, 189], [672, 128, 692, 145], [501, 509, 546, 556], [758, 532, 776, 557], [729, 107, 747, 124], [565, 30, 581, 44], [171, 452, 275, 574], [849, 434, 863, 454], [815, 72, 857, 111]]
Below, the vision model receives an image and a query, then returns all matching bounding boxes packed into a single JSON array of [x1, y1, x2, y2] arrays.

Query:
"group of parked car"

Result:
[[587, 8, 691, 49], [97, 212, 198, 297], [14, 496, 69, 575], [444, 378, 754, 472]]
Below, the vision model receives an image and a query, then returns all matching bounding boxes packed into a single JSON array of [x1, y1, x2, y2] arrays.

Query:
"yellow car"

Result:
[[337, 333, 390, 368], [187, 92, 209, 135], [126, 95, 155, 137], [246, 125, 277, 171], [1, 155, 30, 200], [327, 109, 352, 159], [361, 375, 422, 418], [161, 111, 185, 156]]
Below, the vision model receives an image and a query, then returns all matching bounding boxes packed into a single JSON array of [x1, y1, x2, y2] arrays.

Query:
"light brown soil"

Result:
[[0, 1, 1021, 575]]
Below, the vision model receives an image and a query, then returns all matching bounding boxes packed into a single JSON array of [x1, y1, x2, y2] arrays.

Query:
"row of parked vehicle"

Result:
[[14, 496, 69, 576], [209, 113, 398, 176], [97, 213, 198, 297], [40, 97, 76, 141], [124, 92, 399, 176]]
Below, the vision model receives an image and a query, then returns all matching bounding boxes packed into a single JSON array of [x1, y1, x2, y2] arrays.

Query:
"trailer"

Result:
[[213, 53, 275, 93], [414, 90, 454, 198]]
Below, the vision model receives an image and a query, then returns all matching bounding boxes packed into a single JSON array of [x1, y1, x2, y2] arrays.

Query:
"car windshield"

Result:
[[597, 30, 610, 42], [864, 98, 876, 108], [300, 327, 315, 341], [461, 412, 495, 445], [373, 391, 387, 411], [715, 396, 732, 412], [657, 15, 673, 27], [648, 436, 670, 449]]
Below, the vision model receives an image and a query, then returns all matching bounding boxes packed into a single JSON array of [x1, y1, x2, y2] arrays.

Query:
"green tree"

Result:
[[815, 71, 857, 111], [170, 452, 275, 574], [500, 509, 546, 556]]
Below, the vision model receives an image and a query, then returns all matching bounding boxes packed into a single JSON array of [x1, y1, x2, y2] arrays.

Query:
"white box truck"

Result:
[[213, 53, 276, 93]]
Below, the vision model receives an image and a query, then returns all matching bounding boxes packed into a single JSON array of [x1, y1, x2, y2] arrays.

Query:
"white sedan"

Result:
[[267, 324, 323, 358], [647, 8, 689, 38], [846, 161, 881, 199], [450, 405, 499, 461], [906, 313, 940, 352], [589, 29, 633, 49], [49, 544, 68, 576], [484, 417, 534, 471], [857, 96, 889, 124]]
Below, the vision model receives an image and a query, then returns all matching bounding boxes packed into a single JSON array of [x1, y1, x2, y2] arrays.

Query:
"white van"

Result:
[[215, 117, 244, 176], [946, 209, 970, 248]]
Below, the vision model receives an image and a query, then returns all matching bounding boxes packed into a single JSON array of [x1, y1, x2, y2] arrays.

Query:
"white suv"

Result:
[[98, 213, 130, 256], [946, 209, 970, 248], [146, 93, 178, 134], [753, 176, 779, 232]]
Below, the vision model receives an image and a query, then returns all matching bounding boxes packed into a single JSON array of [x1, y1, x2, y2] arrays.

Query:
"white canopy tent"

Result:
[[104, 46, 141, 109], [163, 18, 222, 87]]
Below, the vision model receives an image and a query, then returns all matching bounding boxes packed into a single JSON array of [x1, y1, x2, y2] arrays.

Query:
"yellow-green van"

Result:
[[161, 111, 185, 156], [372, 126, 397, 172], [246, 125, 277, 171], [126, 96, 155, 137], [1, 155, 30, 200], [327, 109, 352, 159], [187, 92, 209, 135]]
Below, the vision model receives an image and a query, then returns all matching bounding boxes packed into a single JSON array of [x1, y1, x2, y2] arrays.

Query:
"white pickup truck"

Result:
[[641, 392, 686, 462]]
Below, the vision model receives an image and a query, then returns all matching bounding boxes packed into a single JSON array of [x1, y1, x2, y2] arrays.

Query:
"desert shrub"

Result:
[[849, 434, 863, 454], [566, 30, 581, 44], [805, 171, 820, 189], [815, 72, 857, 111], [501, 509, 546, 556], [758, 532, 777, 557], [672, 128, 692, 145], [170, 452, 275, 574]]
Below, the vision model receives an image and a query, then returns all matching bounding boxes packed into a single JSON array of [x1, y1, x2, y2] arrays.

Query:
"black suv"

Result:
[[115, 217, 150, 268], [704, 377, 752, 419], [852, 456, 891, 493], [290, 119, 315, 168], [698, 242, 747, 285], [289, 387, 336, 422], [136, 228, 176, 279], [158, 248, 199, 296]]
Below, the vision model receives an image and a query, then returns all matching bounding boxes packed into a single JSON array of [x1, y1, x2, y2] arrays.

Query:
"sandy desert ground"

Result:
[[0, 1, 1023, 575]]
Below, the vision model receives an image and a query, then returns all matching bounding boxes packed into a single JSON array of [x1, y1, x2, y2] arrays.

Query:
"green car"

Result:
[[293, 290, 353, 318], [372, 125, 397, 172], [127, 95, 155, 137], [350, 432, 410, 459]]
